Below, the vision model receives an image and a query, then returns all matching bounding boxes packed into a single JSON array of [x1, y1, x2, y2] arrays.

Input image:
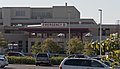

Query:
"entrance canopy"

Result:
[[19, 27, 89, 33]]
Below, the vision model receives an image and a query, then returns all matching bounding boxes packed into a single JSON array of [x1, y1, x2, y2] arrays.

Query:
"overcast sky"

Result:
[[0, 0, 120, 24]]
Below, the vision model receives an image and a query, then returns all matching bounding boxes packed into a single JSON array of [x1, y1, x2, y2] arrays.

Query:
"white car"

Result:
[[0, 55, 8, 68], [59, 58, 110, 69]]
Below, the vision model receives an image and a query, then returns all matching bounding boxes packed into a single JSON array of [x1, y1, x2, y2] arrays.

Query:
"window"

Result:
[[47, 33, 52, 38], [91, 60, 104, 67], [5, 30, 11, 33], [18, 41, 22, 44], [7, 52, 25, 56], [43, 33, 47, 38], [26, 41, 28, 53], [37, 33, 42, 37], [102, 28, 110, 36], [16, 11, 25, 16], [31, 42, 35, 46], [37, 54, 48, 57], [64, 59, 91, 66], [98, 28, 110, 36], [64, 59, 81, 66], [0, 23, 3, 25], [18, 41, 23, 51], [72, 33, 78, 38], [98, 28, 102, 36], [80, 60, 91, 66], [105, 28, 110, 36], [102, 28, 106, 36]]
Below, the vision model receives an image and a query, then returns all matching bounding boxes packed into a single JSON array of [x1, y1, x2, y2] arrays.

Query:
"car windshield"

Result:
[[0, 55, 5, 58], [8, 52, 25, 56], [104, 61, 111, 67], [37, 54, 48, 57]]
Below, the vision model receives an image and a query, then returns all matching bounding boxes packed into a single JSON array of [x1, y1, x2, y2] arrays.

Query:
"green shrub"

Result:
[[7, 56, 35, 64], [50, 56, 64, 65], [7, 56, 65, 65]]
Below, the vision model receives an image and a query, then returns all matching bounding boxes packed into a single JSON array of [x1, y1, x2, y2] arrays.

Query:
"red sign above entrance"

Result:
[[41, 23, 67, 27]]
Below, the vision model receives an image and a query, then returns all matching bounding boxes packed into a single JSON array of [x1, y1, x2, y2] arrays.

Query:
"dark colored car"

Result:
[[7, 52, 25, 57], [35, 53, 51, 66]]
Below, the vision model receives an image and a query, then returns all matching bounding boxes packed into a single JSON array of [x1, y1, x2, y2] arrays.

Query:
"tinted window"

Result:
[[64, 59, 81, 66], [80, 60, 91, 66], [0, 59, 4, 61], [76, 55, 86, 58], [37, 54, 48, 57], [64, 59, 91, 66], [8, 52, 24, 56], [91, 60, 104, 67], [93, 57, 101, 60], [104, 61, 110, 66], [8, 53, 18, 56]]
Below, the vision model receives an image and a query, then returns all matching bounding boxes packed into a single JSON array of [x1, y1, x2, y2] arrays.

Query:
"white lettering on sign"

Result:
[[41, 23, 67, 27]]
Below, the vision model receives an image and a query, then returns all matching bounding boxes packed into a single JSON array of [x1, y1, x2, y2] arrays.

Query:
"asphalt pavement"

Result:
[[2, 64, 59, 69]]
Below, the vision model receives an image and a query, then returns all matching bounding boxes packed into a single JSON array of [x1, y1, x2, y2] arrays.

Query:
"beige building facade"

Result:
[[0, 5, 119, 53]]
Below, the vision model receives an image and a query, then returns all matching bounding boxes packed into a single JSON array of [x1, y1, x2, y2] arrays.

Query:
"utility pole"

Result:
[[116, 20, 120, 50], [68, 11, 71, 55], [98, 9, 102, 56]]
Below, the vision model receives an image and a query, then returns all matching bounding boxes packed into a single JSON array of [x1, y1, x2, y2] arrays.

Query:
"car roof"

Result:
[[65, 57, 91, 60], [0, 55, 5, 57], [67, 54, 89, 58], [63, 57, 103, 62], [36, 53, 49, 55]]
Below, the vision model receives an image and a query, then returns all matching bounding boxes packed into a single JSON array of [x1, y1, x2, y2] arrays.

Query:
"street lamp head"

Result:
[[98, 9, 102, 11], [85, 32, 92, 37], [92, 42, 95, 45], [57, 33, 65, 37]]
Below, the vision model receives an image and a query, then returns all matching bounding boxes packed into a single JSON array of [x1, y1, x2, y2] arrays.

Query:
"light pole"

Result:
[[58, 33, 65, 52], [68, 11, 71, 55], [116, 20, 120, 37], [98, 9, 102, 56]]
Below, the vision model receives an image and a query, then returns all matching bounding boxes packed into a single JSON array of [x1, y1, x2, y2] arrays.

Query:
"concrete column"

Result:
[[2, 8, 11, 26]]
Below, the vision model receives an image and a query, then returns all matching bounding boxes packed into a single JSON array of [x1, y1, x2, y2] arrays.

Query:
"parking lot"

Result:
[[3, 64, 59, 69]]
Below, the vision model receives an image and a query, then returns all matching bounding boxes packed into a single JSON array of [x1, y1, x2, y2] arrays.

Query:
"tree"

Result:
[[83, 41, 95, 56], [0, 32, 7, 48], [103, 33, 120, 60], [0, 32, 7, 53], [41, 38, 61, 53], [31, 38, 42, 54], [66, 37, 84, 54]]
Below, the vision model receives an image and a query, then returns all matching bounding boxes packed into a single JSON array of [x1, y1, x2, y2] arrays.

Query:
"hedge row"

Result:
[[50, 56, 64, 65], [7, 56, 35, 64], [6, 56, 64, 65]]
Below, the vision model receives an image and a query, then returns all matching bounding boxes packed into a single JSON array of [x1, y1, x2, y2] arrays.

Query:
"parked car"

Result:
[[92, 57, 120, 68], [0, 55, 8, 68], [6, 52, 25, 57], [59, 58, 111, 69], [115, 66, 120, 69], [35, 53, 51, 66]]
